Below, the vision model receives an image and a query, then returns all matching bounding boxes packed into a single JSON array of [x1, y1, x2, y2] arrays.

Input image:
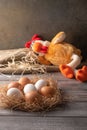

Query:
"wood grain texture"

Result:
[[0, 72, 87, 130], [0, 116, 87, 130], [0, 102, 87, 117]]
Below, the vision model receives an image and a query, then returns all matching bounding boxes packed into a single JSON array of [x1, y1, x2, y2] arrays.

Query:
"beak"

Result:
[[32, 42, 42, 53]]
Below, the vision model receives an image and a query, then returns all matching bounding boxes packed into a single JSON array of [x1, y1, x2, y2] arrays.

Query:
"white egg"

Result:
[[7, 88, 23, 98], [23, 84, 36, 94], [35, 79, 48, 90]]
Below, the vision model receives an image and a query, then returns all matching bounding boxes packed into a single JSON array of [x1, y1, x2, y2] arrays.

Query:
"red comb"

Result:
[[25, 34, 42, 48]]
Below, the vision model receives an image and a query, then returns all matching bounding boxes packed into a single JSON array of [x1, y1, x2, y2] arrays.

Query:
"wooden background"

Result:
[[0, 0, 87, 60]]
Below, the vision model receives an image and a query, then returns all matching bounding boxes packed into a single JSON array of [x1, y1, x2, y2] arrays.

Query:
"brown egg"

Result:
[[8, 81, 23, 90], [40, 86, 56, 97], [19, 77, 31, 87], [25, 91, 40, 103]]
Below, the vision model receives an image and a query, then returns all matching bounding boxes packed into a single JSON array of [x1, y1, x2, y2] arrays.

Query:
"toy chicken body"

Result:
[[45, 42, 81, 66], [26, 32, 87, 82]]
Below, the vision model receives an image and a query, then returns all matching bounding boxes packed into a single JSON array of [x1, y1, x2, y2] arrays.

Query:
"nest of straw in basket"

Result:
[[0, 79, 62, 112]]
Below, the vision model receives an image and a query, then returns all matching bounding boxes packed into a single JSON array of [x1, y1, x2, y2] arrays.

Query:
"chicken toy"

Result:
[[25, 32, 87, 82]]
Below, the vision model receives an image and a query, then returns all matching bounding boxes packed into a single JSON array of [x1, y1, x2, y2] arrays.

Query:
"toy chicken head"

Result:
[[25, 34, 50, 56], [31, 40, 50, 56]]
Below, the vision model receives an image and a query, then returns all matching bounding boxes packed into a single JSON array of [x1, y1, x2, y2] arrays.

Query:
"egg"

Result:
[[25, 91, 40, 103], [19, 77, 31, 87], [7, 81, 23, 90], [7, 88, 23, 98], [40, 86, 56, 97], [35, 79, 48, 91], [23, 84, 36, 94]]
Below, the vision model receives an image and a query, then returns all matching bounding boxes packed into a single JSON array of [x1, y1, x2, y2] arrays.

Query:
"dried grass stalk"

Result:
[[0, 48, 46, 74], [0, 48, 30, 64], [0, 48, 59, 74], [0, 79, 62, 112]]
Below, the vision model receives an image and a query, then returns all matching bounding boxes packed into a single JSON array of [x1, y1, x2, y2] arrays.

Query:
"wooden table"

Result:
[[0, 72, 87, 130]]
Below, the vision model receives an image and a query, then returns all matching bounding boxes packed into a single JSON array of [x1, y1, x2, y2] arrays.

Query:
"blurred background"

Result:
[[0, 0, 87, 60]]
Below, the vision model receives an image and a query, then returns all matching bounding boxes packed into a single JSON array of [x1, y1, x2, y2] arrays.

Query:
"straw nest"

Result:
[[0, 79, 62, 112]]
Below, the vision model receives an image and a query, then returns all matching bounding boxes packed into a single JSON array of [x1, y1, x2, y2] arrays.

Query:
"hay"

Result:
[[0, 48, 47, 74], [0, 79, 62, 112], [0, 48, 60, 74]]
